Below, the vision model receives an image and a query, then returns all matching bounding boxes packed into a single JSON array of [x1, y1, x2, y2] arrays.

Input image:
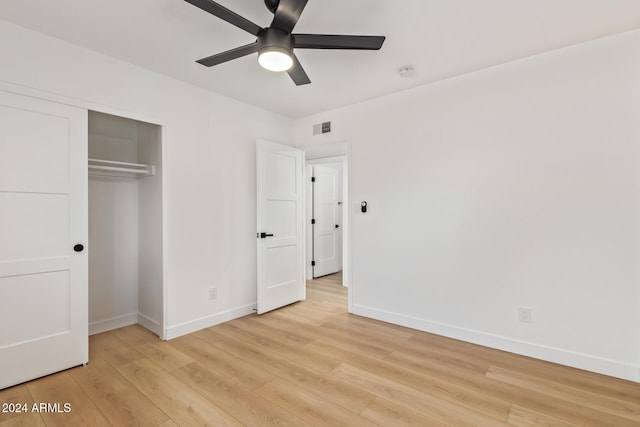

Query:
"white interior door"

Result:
[[256, 140, 304, 314], [0, 91, 88, 389], [313, 164, 340, 277]]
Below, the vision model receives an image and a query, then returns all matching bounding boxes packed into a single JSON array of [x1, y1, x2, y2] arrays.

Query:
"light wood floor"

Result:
[[2, 271, 639, 426]]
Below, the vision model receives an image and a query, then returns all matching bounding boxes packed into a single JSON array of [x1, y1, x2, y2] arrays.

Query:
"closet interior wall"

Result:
[[88, 111, 163, 337]]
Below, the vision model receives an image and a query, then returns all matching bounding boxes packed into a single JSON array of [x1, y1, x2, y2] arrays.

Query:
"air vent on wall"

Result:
[[313, 121, 331, 136]]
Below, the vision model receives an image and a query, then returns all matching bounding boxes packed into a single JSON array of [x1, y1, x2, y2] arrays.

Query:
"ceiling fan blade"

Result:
[[185, 0, 262, 36], [294, 34, 385, 50], [196, 42, 259, 67], [287, 55, 311, 86], [271, 0, 309, 33]]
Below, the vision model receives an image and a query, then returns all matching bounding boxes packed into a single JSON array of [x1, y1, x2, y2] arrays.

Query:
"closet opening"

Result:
[[87, 111, 163, 338]]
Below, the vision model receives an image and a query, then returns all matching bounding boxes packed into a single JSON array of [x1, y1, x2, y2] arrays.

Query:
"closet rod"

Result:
[[88, 165, 149, 174], [88, 158, 149, 168]]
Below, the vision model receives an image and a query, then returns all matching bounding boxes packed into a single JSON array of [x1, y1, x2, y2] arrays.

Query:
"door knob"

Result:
[[335, 224, 340, 229], [259, 232, 274, 239], [73, 244, 84, 252]]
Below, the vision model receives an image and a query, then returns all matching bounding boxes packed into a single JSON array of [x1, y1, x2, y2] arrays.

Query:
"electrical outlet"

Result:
[[208, 287, 217, 300], [518, 307, 531, 323]]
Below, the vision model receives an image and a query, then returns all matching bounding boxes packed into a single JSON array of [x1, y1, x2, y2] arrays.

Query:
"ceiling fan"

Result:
[[184, 0, 386, 85]]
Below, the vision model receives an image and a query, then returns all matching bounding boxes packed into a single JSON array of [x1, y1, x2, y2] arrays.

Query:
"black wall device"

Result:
[[361, 201, 367, 213]]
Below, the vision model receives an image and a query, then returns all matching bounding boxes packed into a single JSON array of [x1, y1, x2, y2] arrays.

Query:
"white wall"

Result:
[[295, 30, 640, 382], [88, 179, 139, 330], [0, 20, 294, 339]]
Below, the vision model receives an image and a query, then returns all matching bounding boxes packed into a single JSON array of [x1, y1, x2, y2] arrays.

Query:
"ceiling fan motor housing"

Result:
[[257, 27, 294, 56], [264, 0, 279, 13]]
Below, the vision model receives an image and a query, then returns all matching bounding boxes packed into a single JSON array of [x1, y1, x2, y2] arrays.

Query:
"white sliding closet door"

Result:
[[0, 91, 88, 389]]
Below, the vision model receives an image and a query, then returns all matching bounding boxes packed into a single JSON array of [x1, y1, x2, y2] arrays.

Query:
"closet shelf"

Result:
[[88, 158, 156, 178]]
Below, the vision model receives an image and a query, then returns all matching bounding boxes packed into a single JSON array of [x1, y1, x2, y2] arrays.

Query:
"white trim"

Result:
[[137, 313, 162, 337], [346, 139, 353, 312], [89, 313, 137, 336], [351, 304, 640, 383], [165, 303, 256, 340], [306, 156, 347, 165], [304, 155, 350, 285], [0, 80, 163, 125], [160, 125, 169, 341]]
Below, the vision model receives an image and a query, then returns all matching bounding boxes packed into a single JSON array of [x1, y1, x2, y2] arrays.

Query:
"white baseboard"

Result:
[[89, 312, 162, 338], [351, 304, 640, 383], [137, 313, 162, 338], [89, 313, 138, 336], [165, 303, 256, 340]]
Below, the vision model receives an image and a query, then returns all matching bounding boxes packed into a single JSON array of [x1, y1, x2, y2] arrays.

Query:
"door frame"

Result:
[[0, 81, 169, 340], [305, 156, 348, 284], [304, 141, 352, 313]]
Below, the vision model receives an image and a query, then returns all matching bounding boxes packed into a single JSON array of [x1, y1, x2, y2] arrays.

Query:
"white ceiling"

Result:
[[2, 0, 640, 118]]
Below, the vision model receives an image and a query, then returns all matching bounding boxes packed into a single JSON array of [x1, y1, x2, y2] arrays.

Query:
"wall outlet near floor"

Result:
[[518, 307, 532, 323], [208, 287, 217, 300]]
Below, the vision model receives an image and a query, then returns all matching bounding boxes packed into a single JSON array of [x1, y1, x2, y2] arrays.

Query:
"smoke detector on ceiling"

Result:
[[398, 65, 417, 78]]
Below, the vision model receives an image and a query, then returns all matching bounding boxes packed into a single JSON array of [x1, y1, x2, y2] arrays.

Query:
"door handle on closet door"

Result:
[[73, 244, 84, 252], [259, 232, 274, 239]]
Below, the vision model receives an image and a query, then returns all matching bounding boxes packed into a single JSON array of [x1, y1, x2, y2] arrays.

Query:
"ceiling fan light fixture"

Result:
[[258, 46, 293, 72]]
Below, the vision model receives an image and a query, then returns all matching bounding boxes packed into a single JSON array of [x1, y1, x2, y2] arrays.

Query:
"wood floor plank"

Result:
[[314, 334, 393, 360], [387, 349, 639, 427], [88, 330, 126, 351], [168, 333, 275, 390], [507, 404, 581, 427], [0, 412, 46, 427], [134, 341, 194, 372], [117, 358, 243, 427], [317, 321, 413, 356], [275, 303, 339, 325], [215, 319, 341, 373], [325, 314, 414, 340], [71, 359, 169, 426], [89, 331, 146, 368], [394, 336, 498, 374], [256, 378, 380, 427], [361, 397, 449, 427], [248, 314, 316, 345], [111, 324, 159, 346], [0, 385, 35, 423], [487, 365, 640, 423], [268, 306, 325, 326], [411, 330, 640, 402], [306, 289, 348, 305], [307, 340, 511, 420], [331, 363, 509, 427], [255, 311, 323, 341], [173, 362, 313, 427], [385, 347, 490, 380], [207, 327, 376, 414], [25, 370, 111, 427]]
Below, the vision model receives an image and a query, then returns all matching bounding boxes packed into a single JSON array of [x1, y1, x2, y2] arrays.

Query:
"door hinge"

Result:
[[311, 260, 316, 266], [311, 218, 315, 225], [311, 177, 315, 182]]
